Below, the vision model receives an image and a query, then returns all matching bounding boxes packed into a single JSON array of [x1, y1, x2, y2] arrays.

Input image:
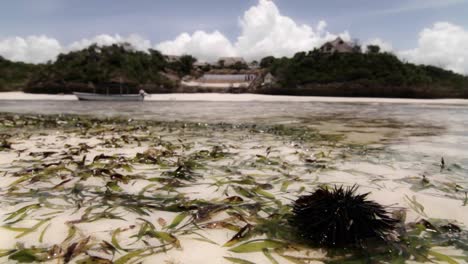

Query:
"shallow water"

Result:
[[0, 99, 467, 263], [1, 100, 467, 169]]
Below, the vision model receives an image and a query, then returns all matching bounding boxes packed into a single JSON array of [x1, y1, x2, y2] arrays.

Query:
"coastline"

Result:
[[1, 91, 468, 104]]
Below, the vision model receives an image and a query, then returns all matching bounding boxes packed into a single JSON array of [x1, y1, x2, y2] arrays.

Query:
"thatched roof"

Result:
[[319, 37, 356, 53]]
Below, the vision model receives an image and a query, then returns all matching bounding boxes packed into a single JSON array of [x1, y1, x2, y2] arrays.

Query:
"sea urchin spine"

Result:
[[291, 185, 398, 247]]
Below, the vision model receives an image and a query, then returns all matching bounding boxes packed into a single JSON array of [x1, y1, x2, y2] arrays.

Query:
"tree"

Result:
[[178, 55, 197, 76], [260, 56, 276, 68], [25, 43, 175, 93], [218, 59, 225, 68], [149, 49, 167, 70], [232, 61, 248, 71], [367, 45, 381, 54], [351, 38, 362, 53], [265, 49, 468, 97]]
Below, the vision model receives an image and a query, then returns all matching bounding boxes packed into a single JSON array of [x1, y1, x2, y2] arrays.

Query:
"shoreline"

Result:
[[1, 91, 468, 104]]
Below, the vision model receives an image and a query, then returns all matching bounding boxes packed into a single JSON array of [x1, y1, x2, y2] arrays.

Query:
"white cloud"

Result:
[[234, 0, 346, 60], [1, 1, 467, 76], [399, 22, 468, 74], [0, 35, 62, 63], [0, 0, 367, 64], [156, 31, 236, 62], [0, 34, 153, 64], [68, 34, 152, 52], [363, 38, 393, 52], [156, 0, 347, 61]]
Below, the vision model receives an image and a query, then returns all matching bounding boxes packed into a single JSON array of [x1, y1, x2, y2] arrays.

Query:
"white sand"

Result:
[[0, 105, 467, 263], [1, 91, 468, 104]]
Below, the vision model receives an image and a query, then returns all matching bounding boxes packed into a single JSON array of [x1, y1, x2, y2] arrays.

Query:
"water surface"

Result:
[[1, 99, 467, 168], [0, 99, 467, 263]]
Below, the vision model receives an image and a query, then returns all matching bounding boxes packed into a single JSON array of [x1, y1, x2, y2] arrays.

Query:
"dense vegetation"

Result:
[[24, 44, 197, 94], [259, 47, 468, 98], [1, 43, 467, 97], [0, 56, 40, 92]]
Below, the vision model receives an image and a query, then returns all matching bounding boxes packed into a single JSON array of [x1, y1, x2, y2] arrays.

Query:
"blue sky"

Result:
[[1, 0, 468, 74], [1, 0, 467, 49]]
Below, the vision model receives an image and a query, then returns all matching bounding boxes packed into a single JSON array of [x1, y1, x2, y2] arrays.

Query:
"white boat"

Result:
[[73, 92, 144, 101], [74, 77, 148, 101]]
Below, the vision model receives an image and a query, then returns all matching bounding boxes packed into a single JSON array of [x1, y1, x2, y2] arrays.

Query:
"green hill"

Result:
[[259, 48, 468, 98], [24, 43, 197, 94], [0, 56, 40, 92], [1, 43, 468, 98]]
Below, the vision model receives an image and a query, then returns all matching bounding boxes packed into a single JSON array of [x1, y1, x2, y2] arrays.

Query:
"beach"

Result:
[[0, 94, 467, 263], [2, 0, 468, 262]]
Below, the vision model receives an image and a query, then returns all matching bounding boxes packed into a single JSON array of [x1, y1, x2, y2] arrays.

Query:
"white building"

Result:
[[182, 73, 258, 89], [262, 73, 276, 85], [201, 74, 256, 83]]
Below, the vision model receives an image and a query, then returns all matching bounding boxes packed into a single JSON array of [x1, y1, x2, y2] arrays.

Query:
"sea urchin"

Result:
[[291, 185, 398, 247]]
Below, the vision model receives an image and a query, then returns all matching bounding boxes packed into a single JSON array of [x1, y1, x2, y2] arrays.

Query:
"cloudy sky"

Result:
[[1, 0, 468, 74]]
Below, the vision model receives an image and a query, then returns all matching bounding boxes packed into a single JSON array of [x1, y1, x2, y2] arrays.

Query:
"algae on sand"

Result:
[[0, 113, 467, 263]]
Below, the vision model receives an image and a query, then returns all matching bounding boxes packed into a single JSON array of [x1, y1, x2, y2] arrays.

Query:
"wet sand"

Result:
[[1, 92, 468, 104], [0, 97, 467, 263]]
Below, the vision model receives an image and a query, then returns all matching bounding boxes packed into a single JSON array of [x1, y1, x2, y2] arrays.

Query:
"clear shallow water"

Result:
[[0, 100, 467, 124], [1, 100, 467, 167], [1, 99, 468, 263]]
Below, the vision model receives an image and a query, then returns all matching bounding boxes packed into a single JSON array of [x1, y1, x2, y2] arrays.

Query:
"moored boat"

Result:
[[73, 92, 144, 101], [73, 76, 147, 101]]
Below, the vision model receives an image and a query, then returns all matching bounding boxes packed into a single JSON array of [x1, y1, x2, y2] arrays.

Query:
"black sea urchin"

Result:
[[291, 185, 398, 247]]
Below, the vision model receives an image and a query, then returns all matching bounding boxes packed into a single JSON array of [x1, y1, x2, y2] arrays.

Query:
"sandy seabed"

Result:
[[0, 99, 467, 263]]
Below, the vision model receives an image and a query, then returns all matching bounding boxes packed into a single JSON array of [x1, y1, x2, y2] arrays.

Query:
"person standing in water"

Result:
[[139, 89, 147, 99]]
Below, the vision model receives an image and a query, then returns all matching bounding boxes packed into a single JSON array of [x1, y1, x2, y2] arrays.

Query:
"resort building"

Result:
[[319, 37, 357, 53], [262, 72, 276, 85], [181, 72, 258, 91], [200, 74, 256, 83]]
